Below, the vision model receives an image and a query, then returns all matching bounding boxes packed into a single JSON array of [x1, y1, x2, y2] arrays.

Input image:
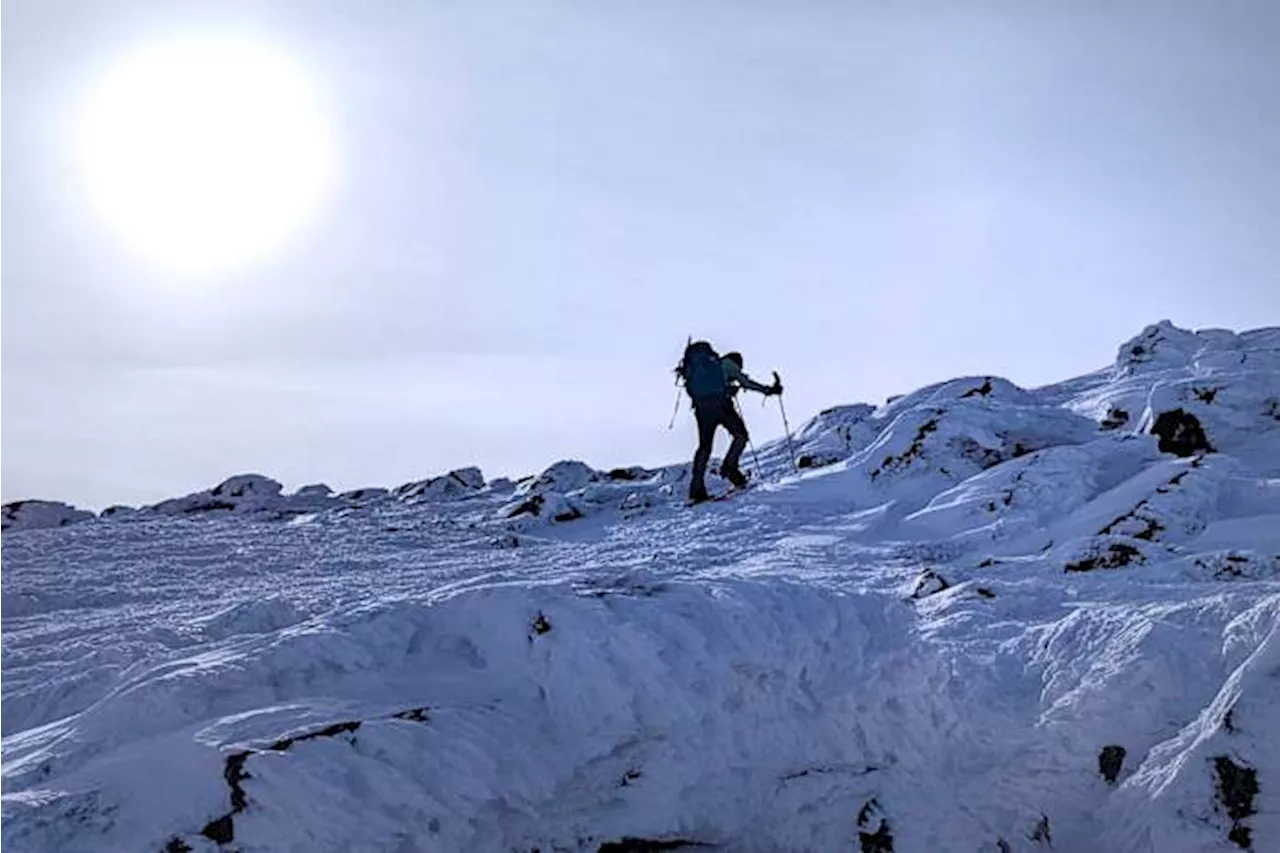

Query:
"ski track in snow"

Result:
[[3, 321, 1279, 853]]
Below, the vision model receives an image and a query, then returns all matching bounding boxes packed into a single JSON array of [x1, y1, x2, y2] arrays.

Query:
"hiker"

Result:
[[675, 341, 782, 503]]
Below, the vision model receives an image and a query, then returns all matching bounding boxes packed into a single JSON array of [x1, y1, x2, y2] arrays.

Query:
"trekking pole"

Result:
[[774, 373, 799, 474], [734, 397, 763, 479], [668, 335, 692, 430], [666, 385, 682, 430]]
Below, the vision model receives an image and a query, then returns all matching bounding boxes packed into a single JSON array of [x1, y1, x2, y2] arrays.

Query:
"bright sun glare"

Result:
[[78, 37, 333, 273]]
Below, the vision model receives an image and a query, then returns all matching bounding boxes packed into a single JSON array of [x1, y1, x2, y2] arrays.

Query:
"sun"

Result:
[[77, 37, 333, 273]]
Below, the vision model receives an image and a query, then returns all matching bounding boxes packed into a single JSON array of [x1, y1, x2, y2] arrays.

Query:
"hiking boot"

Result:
[[721, 466, 749, 489], [688, 482, 711, 503]]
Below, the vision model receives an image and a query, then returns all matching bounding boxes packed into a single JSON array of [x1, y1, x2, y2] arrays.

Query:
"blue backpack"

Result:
[[679, 341, 727, 401]]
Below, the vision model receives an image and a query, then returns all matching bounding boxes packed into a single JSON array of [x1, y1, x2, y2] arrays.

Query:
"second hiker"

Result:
[[675, 341, 783, 503]]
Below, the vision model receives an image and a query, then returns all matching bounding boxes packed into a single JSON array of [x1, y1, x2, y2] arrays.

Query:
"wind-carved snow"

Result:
[[2, 321, 1278, 853]]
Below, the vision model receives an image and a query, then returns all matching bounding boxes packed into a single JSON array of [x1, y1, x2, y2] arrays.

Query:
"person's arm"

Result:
[[723, 359, 776, 395]]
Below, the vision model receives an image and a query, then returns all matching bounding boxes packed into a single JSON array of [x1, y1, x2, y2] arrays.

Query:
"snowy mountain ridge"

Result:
[[2, 320, 1278, 853]]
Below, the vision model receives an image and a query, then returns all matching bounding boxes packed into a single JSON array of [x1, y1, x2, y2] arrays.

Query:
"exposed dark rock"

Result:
[[857, 798, 894, 853], [1101, 407, 1130, 430], [1194, 386, 1220, 404], [211, 475, 283, 499], [1100, 501, 1165, 542], [395, 468, 484, 500], [1203, 550, 1254, 578], [780, 764, 878, 783], [576, 581, 666, 599], [961, 378, 995, 398], [268, 721, 361, 753], [859, 823, 894, 853], [1150, 409, 1213, 457], [178, 708, 437, 846], [223, 751, 251, 812], [796, 453, 839, 470], [1099, 745, 1126, 785], [1214, 755, 1258, 849], [872, 415, 940, 479], [394, 707, 430, 722], [620, 768, 643, 786], [1224, 706, 1238, 733], [553, 506, 584, 523], [956, 438, 1007, 470], [975, 587, 996, 599], [3, 499, 101, 532], [507, 495, 545, 519], [200, 815, 235, 844], [341, 488, 385, 502], [198, 722, 364, 842], [1065, 542, 1144, 572], [181, 500, 238, 514], [606, 467, 641, 481], [911, 569, 950, 599], [597, 839, 710, 852], [1030, 814, 1052, 845], [531, 612, 552, 636]]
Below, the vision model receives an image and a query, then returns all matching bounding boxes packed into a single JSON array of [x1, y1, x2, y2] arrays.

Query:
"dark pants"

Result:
[[691, 396, 749, 497]]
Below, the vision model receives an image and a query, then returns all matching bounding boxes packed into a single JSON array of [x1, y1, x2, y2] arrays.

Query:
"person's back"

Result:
[[676, 341, 781, 502]]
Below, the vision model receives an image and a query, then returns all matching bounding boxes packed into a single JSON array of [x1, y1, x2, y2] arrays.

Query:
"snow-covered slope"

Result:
[[3, 321, 1278, 853]]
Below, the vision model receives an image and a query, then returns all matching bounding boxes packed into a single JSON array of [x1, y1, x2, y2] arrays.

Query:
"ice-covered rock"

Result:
[[792, 403, 877, 469], [1, 500, 94, 532], [394, 467, 486, 501], [524, 460, 600, 494], [1115, 320, 1209, 373], [502, 491, 584, 523], [147, 474, 289, 517], [337, 486, 389, 503]]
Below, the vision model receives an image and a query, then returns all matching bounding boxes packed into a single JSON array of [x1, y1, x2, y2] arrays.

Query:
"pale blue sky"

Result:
[[4, 0, 1279, 509]]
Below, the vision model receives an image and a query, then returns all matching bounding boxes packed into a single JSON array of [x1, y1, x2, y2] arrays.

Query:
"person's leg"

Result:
[[719, 401, 750, 487], [689, 403, 719, 500]]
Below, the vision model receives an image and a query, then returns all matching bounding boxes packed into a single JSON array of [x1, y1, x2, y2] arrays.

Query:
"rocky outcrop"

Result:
[[1, 500, 94, 533]]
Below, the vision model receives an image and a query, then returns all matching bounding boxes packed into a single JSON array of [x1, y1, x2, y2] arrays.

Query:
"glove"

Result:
[[769, 371, 783, 396]]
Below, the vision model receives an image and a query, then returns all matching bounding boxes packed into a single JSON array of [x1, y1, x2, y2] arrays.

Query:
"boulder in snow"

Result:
[[339, 487, 389, 503], [1115, 320, 1205, 373], [1099, 745, 1126, 785], [211, 474, 283, 499], [911, 568, 951, 598], [503, 492, 583, 523], [144, 473, 356, 520], [395, 467, 485, 501], [1061, 537, 1149, 572], [2, 500, 95, 533], [525, 460, 599, 494], [1149, 408, 1213, 457]]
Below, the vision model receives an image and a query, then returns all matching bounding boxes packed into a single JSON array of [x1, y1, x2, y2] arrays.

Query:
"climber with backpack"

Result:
[[674, 340, 783, 503]]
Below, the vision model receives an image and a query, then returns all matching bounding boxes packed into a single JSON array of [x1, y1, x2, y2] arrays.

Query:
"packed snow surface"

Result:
[[3, 321, 1278, 853]]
